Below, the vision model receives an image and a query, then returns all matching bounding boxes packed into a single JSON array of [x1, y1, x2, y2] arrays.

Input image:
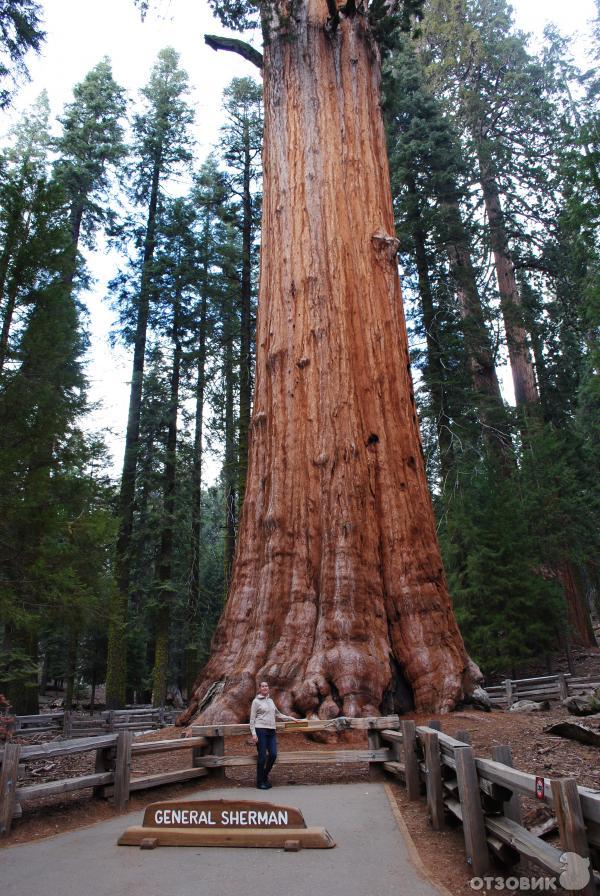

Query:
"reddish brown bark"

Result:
[[556, 562, 597, 649], [183, 3, 480, 725], [478, 157, 539, 408]]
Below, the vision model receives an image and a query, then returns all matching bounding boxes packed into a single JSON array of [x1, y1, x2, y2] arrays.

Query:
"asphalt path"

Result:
[[0, 782, 445, 896]]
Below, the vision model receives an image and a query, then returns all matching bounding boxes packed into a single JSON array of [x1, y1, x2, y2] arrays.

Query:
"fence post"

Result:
[[367, 726, 384, 781], [192, 728, 225, 780], [553, 777, 597, 896], [113, 730, 132, 812], [504, 679, 513, 707], [557, 673, 569, 702], [491, 745, 522, 824], [93, 739, 116, 799], [401, 720, 420, 801], [107, 710, 115, 733], [454, 745, 490, 877], [422, 730, 444, 831], [456, 730, 471, 745], [427, 719, 442, 732], [0, 743, 21, 836], [206, 732, 226, 781], [62, 710, 72, 739]]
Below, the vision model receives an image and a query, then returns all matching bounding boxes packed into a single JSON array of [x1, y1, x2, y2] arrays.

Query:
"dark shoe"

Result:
[[263, 781, 273, 789], [257, 783, 270, 790]]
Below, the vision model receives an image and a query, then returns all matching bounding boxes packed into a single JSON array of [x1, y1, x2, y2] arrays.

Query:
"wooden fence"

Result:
[[1, 711, 599, 893], [0, 731, 211, 835], [0, 716, 397, 836], [11, 706, 181, 738], [379, 720, 599, 894], [486, 673, 600, 708]]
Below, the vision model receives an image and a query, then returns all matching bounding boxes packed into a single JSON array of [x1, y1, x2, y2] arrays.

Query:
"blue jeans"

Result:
[[256, 728, 278, 786]]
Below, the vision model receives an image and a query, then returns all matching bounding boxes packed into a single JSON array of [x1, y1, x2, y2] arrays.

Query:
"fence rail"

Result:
[[9, 706, 181, 739], [485, 672, 600, 707], [1, 709, 599, 893], [380, 721, 599, 893]]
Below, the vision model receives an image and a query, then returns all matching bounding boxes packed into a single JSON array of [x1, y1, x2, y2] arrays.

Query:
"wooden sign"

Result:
[[118, 799, 335, 850], [143, 799, 306, 829]]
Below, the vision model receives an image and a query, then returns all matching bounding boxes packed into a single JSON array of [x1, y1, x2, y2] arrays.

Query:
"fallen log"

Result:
[[545, 722, 600, 748]]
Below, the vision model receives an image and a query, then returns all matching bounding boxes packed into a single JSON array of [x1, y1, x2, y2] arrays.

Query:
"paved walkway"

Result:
[[0, 782, 444, 896]]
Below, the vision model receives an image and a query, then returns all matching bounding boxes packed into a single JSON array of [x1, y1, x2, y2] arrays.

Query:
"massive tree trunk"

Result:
[[184, 2, 480, 724]]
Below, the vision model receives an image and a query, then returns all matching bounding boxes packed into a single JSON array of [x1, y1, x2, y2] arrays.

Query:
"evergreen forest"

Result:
[[0, 0, 598, 714]]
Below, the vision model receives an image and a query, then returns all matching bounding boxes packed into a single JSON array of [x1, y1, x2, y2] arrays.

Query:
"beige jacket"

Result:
[[249, 695, 295, 735]]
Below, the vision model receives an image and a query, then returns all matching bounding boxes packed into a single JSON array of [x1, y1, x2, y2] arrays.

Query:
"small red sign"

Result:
[[535, 776, 545, 800]]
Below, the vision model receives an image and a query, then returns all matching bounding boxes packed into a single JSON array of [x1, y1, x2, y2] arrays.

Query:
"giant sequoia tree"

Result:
[[180, 0, 480, 724]]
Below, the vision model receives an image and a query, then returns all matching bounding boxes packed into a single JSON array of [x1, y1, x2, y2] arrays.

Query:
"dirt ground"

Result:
[[2, 650, 600, 896]]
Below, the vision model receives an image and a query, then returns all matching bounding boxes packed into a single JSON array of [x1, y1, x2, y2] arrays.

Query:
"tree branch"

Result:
[[204, 34, 263, 70]]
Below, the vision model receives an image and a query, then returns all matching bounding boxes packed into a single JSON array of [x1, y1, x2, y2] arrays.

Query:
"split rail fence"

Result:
[[1, 712, 599, 894], [486, 673, 600, 708], [10, 706, 181, 738]]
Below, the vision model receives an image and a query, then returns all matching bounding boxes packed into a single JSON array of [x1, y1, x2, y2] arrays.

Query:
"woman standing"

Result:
[[250, 681, 301, 789]]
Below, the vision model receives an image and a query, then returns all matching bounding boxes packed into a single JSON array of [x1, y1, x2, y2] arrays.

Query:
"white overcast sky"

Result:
[[4, 0, 598, 480]]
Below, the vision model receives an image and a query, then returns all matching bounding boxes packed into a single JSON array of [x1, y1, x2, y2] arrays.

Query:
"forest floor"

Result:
[[2, 644, 599, 896]]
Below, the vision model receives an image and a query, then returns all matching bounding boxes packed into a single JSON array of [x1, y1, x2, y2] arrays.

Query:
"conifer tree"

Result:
[[0, 0, 45, 109], [383, 33, 512, 470], [185, 158, 228, 695], [150, 198, 198, 705], [106, 47, 194, 708], [421, 0, 547, 408], [219, 77, 262, 508], [0, 93, 51, 373], [54, 59, 126, 281], [0, 174, 91, 712]]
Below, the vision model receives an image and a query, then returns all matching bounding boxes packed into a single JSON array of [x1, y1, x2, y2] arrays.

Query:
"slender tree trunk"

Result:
[[183, 4, 479, 724], [556, 562, 598, 648], [62, 198, 86, 292], [65, 632, 78, 711], [404, 177, 455, 482], [478, 153, 539, 408], [106, 154, 161, 709], [437, 192, 514, 460], [152, 279, 183, 706], [238, 125, 254, 507], [0, 278, 19, 374], [186, 256, 209, 697]]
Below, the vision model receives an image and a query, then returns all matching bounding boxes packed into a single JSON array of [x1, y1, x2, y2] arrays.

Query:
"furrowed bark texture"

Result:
[[184, 2, 479, 725]]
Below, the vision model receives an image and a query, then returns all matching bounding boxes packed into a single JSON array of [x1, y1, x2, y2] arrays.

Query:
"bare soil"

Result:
[[2, 647, 599, 896]]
